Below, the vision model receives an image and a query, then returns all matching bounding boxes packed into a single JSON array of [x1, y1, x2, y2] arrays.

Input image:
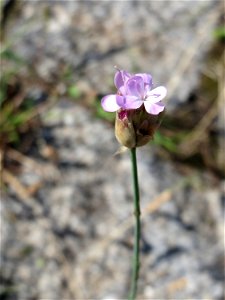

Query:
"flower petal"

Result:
[[117, 95, 143, 109], [144, 100, 165, 115], [146, 86, 167, 103], [124, 99, 143, 109], [126, 76, 145, 98], [101, 94, 121, 112], [116, 95, 143, 109], [135, 73, 153, 87], [114, 70, 131, 90]]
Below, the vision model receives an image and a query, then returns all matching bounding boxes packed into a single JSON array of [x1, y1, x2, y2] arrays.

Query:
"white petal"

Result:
[[144, 101, 165, 115], [101, 94, 120, 112], [146, 86, 167, 103]]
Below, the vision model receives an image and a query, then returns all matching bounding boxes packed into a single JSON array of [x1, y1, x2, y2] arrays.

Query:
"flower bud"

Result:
[[115, 106, 165, 148], [115, 110, 136, 148]]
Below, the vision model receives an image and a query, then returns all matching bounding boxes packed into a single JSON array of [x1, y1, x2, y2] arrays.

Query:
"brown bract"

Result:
[[115, 106, 165, 148]]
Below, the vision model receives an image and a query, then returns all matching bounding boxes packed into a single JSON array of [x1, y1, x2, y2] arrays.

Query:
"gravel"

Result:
[[1, 102, 224, 299]]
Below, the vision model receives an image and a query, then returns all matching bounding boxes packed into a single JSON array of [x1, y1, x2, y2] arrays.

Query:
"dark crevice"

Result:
[[152, 246, 187, 267], [74, 45, 127, 71], [52, 226, 82, 239], [157, 211, 196, 232], [58, 161, 88, 169], [8, 196, 37, 220]]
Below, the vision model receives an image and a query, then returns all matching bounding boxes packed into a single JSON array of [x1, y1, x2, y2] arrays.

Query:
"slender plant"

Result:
[[128, 147, 141, 300], [101, 68, 167, 299]]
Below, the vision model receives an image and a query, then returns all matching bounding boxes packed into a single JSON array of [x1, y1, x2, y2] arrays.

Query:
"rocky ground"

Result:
[[3, 0, 222, 108], [1, 102, 224, 299], [1, 1, 224, 300]]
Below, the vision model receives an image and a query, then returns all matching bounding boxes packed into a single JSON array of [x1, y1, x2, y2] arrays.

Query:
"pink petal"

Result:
[[117, 95, 143, 110], [146, 86, 167, 103], [114, 70, 131, 90], [101, 94, 121, 112], [135, 73, 153, 87], [126, 76, 145, 98], [144, 101, 165, 115]]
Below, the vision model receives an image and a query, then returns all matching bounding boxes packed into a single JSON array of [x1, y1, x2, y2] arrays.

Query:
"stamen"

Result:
[[114, 65, 120, 71]]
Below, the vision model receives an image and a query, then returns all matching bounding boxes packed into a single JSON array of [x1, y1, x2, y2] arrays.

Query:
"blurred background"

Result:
[[0, 0, 224, 299]]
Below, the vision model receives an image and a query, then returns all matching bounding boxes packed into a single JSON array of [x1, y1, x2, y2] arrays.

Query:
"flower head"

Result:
[[101, 70, 167, 115], [101, 69, 167, 148]]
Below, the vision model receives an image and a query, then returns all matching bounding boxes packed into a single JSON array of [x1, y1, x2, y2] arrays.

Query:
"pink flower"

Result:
[[101, 70, 167, 115]]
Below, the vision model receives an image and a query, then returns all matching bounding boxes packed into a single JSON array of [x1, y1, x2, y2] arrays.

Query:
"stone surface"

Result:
[[5, 0, 221, 110], [1, 102, 224, 299], [1, 1, 224, 299]]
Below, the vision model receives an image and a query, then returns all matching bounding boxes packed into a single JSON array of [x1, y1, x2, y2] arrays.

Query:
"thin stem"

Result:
[[128, 147, 141, 300]]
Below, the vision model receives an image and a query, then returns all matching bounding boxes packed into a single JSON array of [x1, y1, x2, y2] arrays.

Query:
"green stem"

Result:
[[128, 147, 141, 300]]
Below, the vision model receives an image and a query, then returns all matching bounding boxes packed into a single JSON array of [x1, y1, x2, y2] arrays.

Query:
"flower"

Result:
[[101, 70, 167, 115], [101, 69, 167, 148]]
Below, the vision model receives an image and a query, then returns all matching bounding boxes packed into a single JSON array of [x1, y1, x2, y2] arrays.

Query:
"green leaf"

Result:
[[1, 48, 24, 64], [153, 131, 178, 152], [213, 26, 225, 40], [68, 85, 81, 99]]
